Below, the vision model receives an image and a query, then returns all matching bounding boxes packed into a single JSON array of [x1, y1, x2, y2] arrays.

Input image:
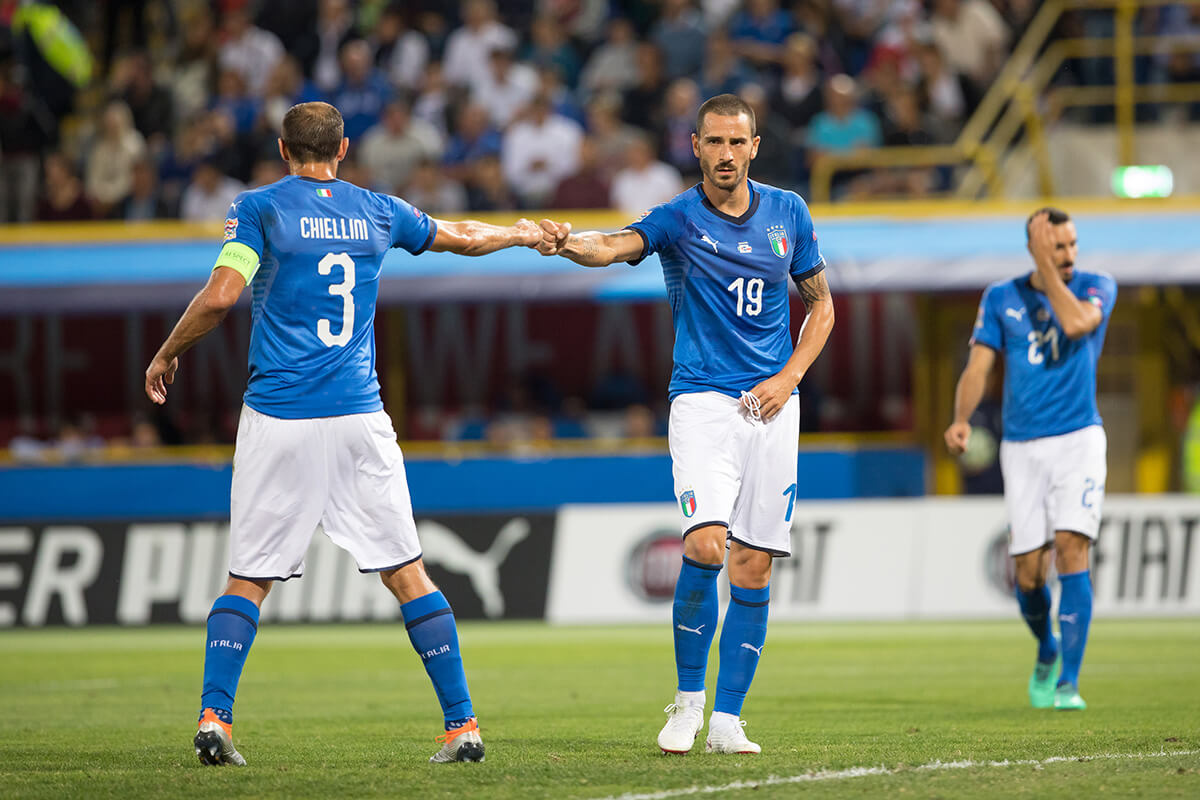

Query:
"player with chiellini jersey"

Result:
[[537, 94, 835, 755], [144, 101, 541, 765], [946, 208, 1116, 712]]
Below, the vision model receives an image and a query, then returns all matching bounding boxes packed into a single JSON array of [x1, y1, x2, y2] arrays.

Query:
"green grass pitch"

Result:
[[2, 619, 1198, 799]]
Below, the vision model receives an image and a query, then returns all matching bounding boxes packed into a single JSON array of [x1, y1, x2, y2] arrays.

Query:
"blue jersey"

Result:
[[218, 175, 436, 419], [628, 181, 825, 400], [970, 270, 1117, 441]]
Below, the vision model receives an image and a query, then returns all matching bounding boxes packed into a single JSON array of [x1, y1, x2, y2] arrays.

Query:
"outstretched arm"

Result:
[[145, 266, 246, 404], [537, 220, 646, 267], [429, 218, 540, 257], [944, 344, 997, 455], [745, 270, 836, 421]]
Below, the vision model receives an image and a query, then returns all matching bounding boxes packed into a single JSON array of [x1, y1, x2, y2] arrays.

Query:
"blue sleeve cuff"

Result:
[[790, 258, 826, 285], [410, 219, 437, 255], [623, 226, 650, 266]]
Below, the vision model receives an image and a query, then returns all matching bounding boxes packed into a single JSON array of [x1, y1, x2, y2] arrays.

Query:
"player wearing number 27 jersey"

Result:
[[946, 207, 1116, 714], [534, 94, 835, 756], [145, 102, 541, 766]]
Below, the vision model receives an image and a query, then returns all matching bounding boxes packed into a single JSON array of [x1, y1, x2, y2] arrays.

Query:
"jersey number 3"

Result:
[[728, 277, 764, 317], [317, 252, 356, 348]]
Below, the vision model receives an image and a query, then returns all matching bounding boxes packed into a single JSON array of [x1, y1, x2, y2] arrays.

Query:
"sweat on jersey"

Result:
[[215, 174, 437, 419], [626, 181, 825, 401], [970, 270, 1117, 441]]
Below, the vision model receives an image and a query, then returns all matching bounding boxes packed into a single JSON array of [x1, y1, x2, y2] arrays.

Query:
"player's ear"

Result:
[[691, 132, 700, 159], [750, 135, 760, 160], [277, 138, 289, 163], [336, 138, 349, 162]]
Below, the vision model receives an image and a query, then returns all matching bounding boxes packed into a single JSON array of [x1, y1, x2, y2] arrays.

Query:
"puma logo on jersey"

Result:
[[1005, 308, 1025, 322], [676, 623, 706, 636], [740, 642, 764, 656], [700, 234, 719, 253]]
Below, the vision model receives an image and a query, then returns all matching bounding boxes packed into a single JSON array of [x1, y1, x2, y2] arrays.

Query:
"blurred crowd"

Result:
[[8, 0, 1178, 225]]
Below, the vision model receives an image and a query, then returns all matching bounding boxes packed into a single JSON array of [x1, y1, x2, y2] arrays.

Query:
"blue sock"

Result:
[[1015, 583, 1058, 664], [402, 590, 473, 728], [672, 556, 721, 692], [1057, 570, 1093, 688], [200, 594, 260, 716], [714, 583, 769, 717]]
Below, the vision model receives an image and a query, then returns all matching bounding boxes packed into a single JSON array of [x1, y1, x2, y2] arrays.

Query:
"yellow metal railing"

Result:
[[810, 0, 1200, 202]]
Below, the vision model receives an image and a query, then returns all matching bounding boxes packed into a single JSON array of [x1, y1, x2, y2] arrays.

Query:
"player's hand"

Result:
[[745, 373, 799, 422], [944, 421, 971, 455], [1028, 211, 1057, 272], [537, 218, 571, 256], [145, 356, 178, 405], [513, 218, 541, 248]]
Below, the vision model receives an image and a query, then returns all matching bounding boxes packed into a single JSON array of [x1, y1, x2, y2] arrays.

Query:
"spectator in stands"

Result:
[[550, 137, 611, 210], [179, 160, 245, 222], [929, 0, 1009, 102], [466, 154, 518, 211], [651, 0, 709, 80], [659, 78, 702, 182], [579, 18, 640, 100], [218, 7, 285, 98], [112, 51, 173, 151], [538, 65, 586, 127], [443, 103, 502, 184], [739, 83, 796, 188], [293, 0, 357, 92], [442, 0, 517, 90], [36, 153, 93, 221], [0, 57, 47, 223], [729, 0, 795, 70], [329, 39, 391, 142], [873, 85, 939, 196], [212, 68, 261, 136], [610, 132, 683, 215], [501, 93, 583, 208], [373, 4, 429, 92], [259, 57, 318, 133], [585, 93, 641, 179], [85, 101, 147, 217], [916, 42, 968, 136], [623, 43, 669, 130], [698, 32, 757, 99], [774, 33, 824, 129], [171, 7, 218, 127], [524, 15, 582, 89], [359, 99, 443, 194], [118, 158, 169, 221], [807, 74, 882, 160], [540, 0, 609, 44], [413, 61, 450, 137], [249, 159, 287, 189], [472, 43, 539, 129], [403, 158, 468, 214]]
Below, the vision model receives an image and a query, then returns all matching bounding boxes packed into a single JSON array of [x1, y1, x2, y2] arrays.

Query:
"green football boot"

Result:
[[1054, 683, 1087, 711], [1028, 646, 1061, 709]]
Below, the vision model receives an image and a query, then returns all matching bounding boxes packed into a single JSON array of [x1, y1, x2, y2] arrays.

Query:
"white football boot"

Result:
[[705, 711, 761, 754], [430, 718, 486, 762], [194, 708, 247, 766], [656, 691, 706, 754]]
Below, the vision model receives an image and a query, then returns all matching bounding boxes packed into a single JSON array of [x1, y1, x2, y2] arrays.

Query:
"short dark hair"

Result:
[[696, 93, 756, 137], [1025, 206, 1070, 241], [281, 102, 344, 164]]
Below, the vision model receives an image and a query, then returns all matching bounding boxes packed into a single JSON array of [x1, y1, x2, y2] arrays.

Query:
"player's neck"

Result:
[[700, 178, 751, 217], [289, 162, 339, 181]]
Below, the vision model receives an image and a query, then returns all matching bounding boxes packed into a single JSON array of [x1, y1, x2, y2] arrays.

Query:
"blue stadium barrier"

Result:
[[0, 448, 924, 521]]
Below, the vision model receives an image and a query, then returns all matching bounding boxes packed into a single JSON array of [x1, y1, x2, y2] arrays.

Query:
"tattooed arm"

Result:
[[744, 269, 836, 421], [536, 220, 646, 267]]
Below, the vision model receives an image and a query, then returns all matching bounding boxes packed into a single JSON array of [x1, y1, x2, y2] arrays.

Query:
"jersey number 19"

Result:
[[317, 252, 356, 348], [727, 277, 764, 317]]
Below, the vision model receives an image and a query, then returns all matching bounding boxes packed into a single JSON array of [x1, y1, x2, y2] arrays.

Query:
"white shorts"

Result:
[[999, 424, 1107, 556], [229, 405, 422, 580], [669, 391, 800, 557]]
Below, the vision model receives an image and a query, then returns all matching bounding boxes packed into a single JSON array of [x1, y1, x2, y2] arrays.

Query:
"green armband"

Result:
[[214, 241, 261, 283]]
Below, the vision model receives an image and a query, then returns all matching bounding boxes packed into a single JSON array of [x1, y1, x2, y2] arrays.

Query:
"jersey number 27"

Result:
[[317, 252, 356, 348]]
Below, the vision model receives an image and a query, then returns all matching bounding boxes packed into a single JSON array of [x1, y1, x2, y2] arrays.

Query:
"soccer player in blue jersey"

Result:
[[537, 94, 835, 754], [144, 102, 542, 765], [946, 208, 1116, 712]]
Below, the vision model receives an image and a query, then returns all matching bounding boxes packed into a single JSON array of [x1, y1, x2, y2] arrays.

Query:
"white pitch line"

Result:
[[590, 748, 1200, 800]]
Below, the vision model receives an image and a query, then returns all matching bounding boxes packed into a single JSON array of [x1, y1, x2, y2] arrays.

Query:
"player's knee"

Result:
[[683, 528, 727, 565], [1014, 570, 1044, 593]]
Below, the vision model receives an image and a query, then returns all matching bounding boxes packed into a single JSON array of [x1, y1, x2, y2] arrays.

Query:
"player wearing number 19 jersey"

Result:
[[946, 207, 1117, 713], [534, 94, 835, 755], [144, 102, 540, 765]]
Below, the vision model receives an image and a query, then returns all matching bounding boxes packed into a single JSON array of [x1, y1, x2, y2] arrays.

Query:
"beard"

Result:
[[704, 161, 746, 190]]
